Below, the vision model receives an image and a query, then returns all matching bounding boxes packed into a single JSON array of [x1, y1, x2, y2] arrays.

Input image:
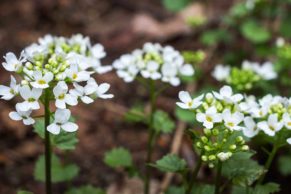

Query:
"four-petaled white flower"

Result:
[[2, 52, 24, 72], [66, 64, 91, 82], [213, 85, 243, 104], [69, 80, 96, 104], [196, 106, 222, 129], [47, 109, 78, 135], [86, 78, 114, 99], [243, 116, 259, 138], [282, 113, 291, 130], [258, 114, 283, 136], [30, 71, 54, 89], [141, 61, 161, 80], [212, 64, 230, 81], [18, 85, 42, 111], [0, 75, 19, 100], [53, 81, 78, 109], [176, 91, 204, 109], [9, 104, 35, 125], [222, 109, 244, 131]]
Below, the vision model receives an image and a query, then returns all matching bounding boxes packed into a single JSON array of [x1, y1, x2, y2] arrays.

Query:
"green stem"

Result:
[[257, 145, 278, 185], [44, 89, 52, 194], [186, 155, 203, 194], [144, 80, 157, 194], [215, 162, 222, 194]]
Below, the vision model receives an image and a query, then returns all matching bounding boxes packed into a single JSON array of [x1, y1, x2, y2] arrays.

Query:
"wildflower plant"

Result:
[[105, 42, 195, 194], [0, 34, 113, 194], [212, 61, 277, 91]]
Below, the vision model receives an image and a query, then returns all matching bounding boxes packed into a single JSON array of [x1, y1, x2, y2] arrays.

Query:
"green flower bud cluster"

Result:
[[277, 43, 291, 61], [269, 103, 287, 117], [195, 128, 248, 167], [144, 52, 163, 65], [182, 50, 206, 65], [226, 67, 260, 91]]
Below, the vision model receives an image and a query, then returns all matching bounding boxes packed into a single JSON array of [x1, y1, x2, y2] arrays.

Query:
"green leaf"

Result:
[[222, 152, 264, 187], [17, 191, 33, 194], [162, 0, 192, 12], [175, 107, 195, 123], [253, 183, 280, 194], [166, 186, 185, 194], [191, 184, 214, 194], [65, 185, 105, 194], [33, 117, 79, 150], [240, 20, 271, 44], [153, 110, 175, 133], [153, 154, 186, 173], [200, 29, 231, 46], [34, 154, 79, 183], [104, 147, 133, 168], [278, 155, 291, 176], [124, 104, 146, 123]]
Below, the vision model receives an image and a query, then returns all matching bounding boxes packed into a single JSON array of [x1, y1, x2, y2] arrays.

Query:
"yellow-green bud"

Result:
[[201, 136, 208, 143], [201, 155, 208, 162], [242, 145, 249, 151], [229, 145, 237, 150]]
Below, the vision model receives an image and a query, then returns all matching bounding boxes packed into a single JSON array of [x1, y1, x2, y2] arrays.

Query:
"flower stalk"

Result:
[[215, 161, 222, 194], [44, 89, 52, 194], [186, 153, 203, 194]]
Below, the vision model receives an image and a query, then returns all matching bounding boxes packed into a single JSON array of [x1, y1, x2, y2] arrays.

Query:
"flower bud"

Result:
[[201, 136, 208, 143], [241, 145, 249, 151], [236, 136, 244, 143], [203, 128, 212, 136], [229, 144, 237, 150], [212, 129, 219, 136], [217, 152, 232, 162], [21, 80, 29, 85], [208, 155, 216, 161], [196, 142, 202, 148], [201, 155, 208, 162]]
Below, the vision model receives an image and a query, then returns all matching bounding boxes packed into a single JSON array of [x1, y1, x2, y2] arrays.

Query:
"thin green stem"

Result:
[[257, 145, 278, 185], [44, 89, 52, 194], [215, 162, 222, 194], [144, 80, 157, 194], [186, 154, 203, 194]]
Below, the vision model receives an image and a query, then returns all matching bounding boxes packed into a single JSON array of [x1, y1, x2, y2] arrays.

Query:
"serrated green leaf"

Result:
[[241, 20, 271, 43], [153, 110, 175, 133], [33, 117, 78, 150], [200, 29, 231, 46], [192, 184, 215, 194], [254, 183, 280, 194], [222, 152, 264, 187], [166, 186, 185, 194], [34, 154, 79, 183], [278, 155, 291, 176], [65, 185, 105, 194], [124, 104, 146, 123], [153, 154, 186, 173], [104, 147, 132, 168], [162, 0, 192, 12], [17, 191, 33, 194]]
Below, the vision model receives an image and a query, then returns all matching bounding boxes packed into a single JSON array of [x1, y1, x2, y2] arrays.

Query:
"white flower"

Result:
[[213, 85, 243, 104], [0, 75, 19, 100], [179, 64, 195, 76], [161, 63, 180, 86], [30, 71, 54, 89], [243, 117, 259, 138], [24, 43, 47, 61], [69, 80, 96, 104], [255, 62, 277, 80], [9, 104, 35, 125], [196, 106, 222, 129], [287, 138, 291, 145], [249, 106, 268, 118], [141, 61, 161, 80], [222, 109, 244, 131], [282, 113, 291, 130], [2, 52, 24, 72], [18, 85, 42, 111], [238, 95, 258, 112], [276, 37, 285, 47], [91, 43, 106, 59], [39, 34, 54, 47], [217, 152, 232, 162], [85, 78, 114, 99], [47, 109, 78, 135], [258, 114, 283, 136], [66, 64, 91, 82], [212, 64, 230, 81], [176, 91, 204, 109], [117, 65, 139, 82], [53, 81, 78, 109]]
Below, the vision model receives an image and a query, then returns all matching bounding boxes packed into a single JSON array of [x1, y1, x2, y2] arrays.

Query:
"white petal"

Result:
[[30, 101, 40, 110], [287, 138, 291, 145], [31, 88, 42, 99], [17, 101, 30, 111], [220, 86, 232, 97], [61, 122, 78, 132], [9, 112, 22, 121], [65, 94, 78, 106], [44, 72, 54, 82], [97, 83, 110, 95], [19, 85, 31, 100], [178, 91, 192, 103], [55, 109, 71, 123], [81, 96, 94, 104], [196, 113, 205, 122], [56, 99, 66, 109], [47, 123, 61, 135], [176, 102, 189, 109], [23, 118, 35, 125]]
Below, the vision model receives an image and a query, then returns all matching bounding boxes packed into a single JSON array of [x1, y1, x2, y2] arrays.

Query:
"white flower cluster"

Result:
[[212, 61, 277, 81], [112, 43, 195, 86], [238, 94, 291, 144], [177, 86, 246, 131], [176, 85, 291, 145], [0, 34, 113, 134]]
